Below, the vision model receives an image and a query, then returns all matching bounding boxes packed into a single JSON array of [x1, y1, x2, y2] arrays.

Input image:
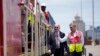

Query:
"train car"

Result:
[[0, 0, 55, 56]]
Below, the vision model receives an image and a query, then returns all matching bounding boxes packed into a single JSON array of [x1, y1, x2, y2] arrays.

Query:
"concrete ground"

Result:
[[19, 52, 32, 56], [19, 45, 100, 56], [85, 45, 100, 56]]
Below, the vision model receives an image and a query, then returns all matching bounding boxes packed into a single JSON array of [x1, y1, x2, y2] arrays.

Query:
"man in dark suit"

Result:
[[48, 24, 68, 56]]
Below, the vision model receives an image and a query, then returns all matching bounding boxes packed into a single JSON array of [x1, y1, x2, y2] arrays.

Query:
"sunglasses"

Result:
[[55, 27, 58, 28], [70, 27, 73, 28]]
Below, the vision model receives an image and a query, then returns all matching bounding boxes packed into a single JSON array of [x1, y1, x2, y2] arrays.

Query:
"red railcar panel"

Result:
[[5, 0, 22, 56], [0, 0, 3, 56]]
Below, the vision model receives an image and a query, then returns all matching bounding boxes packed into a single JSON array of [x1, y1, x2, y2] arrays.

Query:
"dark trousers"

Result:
[[70, 51, 82, 56], [54, 48, 64, 56]]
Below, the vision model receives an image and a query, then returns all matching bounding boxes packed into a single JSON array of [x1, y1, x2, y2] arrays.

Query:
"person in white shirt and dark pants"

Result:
[[48, 24, 68, 56]]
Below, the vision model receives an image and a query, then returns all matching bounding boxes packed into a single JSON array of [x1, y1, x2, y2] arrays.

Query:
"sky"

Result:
[[39, 0, 100, 33]]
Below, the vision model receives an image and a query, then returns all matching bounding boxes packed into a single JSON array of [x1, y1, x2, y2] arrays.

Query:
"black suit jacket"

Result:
[[48, 31, 68, 54]]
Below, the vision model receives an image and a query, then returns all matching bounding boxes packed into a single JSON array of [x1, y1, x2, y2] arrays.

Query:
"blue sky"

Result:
[[39, 0, 100, 33]]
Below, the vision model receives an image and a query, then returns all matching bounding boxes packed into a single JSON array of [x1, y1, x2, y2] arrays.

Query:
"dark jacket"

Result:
[[48, 31, 68, 54]]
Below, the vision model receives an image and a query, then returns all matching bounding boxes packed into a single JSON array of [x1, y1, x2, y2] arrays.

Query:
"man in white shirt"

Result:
[[48, 24, 68, 56], [58, 22, 84, 56]]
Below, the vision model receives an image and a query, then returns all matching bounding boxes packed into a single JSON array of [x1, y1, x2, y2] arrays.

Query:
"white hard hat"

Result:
[[41, 3, 46, 6]]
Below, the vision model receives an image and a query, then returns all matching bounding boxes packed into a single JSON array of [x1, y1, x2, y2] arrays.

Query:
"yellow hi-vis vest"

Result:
[[28, 12, 34, 24], [69, 43, 83, 52], [68, 31, 83, 52]]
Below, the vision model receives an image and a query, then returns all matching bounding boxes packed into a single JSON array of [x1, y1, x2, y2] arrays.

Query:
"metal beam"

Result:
[[3, 0, 7, 56]]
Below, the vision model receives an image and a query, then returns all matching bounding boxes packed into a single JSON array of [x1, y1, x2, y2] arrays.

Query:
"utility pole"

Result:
[[92, 0, 95, 46], [81, 0, 82, 19]]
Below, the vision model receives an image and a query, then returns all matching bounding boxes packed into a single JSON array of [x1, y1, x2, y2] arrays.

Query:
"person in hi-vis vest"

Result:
[[58, 22, 84, 56]]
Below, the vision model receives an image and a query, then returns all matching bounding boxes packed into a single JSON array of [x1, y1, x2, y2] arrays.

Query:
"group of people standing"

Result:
[[47, 21, 84, 56], [40, 3, 84, 56]]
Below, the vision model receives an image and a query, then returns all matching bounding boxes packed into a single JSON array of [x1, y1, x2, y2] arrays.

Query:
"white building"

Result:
[[73, 15, 85, 36]]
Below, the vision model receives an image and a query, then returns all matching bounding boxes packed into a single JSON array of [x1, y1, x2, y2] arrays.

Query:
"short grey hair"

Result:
[[69, 21, 76, 27]]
